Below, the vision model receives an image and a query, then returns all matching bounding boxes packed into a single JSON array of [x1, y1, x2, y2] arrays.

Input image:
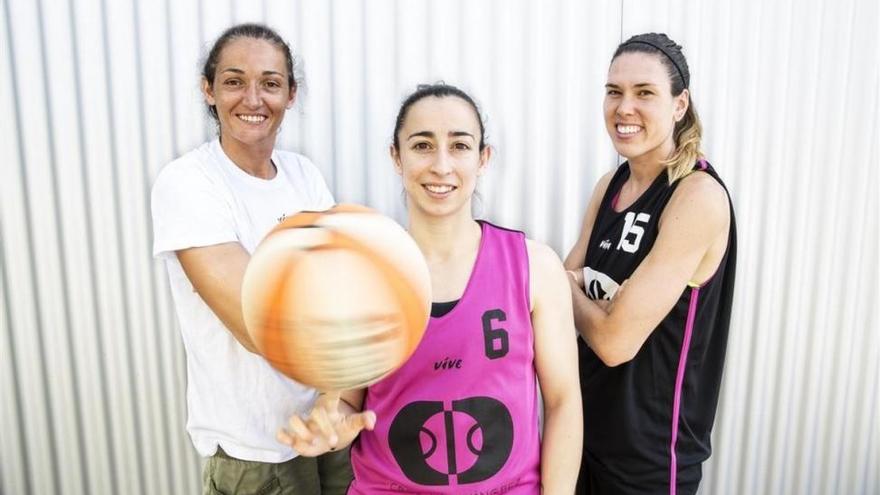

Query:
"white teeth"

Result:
[[617, 124, 641, 135], [238, 114, 267, 123], [425, 184, 454, 194]]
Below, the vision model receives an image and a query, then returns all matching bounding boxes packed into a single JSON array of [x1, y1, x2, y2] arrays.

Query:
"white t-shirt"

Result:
[[151, 138, 335, 462]]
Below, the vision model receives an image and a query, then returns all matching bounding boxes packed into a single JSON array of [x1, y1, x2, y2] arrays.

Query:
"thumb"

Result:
[[344, 410, 377, 433]]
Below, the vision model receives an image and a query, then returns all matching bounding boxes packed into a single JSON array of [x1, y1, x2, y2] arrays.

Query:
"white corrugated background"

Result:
[[1, 0, 877, 493]]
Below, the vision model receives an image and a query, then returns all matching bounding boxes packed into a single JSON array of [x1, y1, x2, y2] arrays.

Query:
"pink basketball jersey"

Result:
[[349, 221, 540, 494]]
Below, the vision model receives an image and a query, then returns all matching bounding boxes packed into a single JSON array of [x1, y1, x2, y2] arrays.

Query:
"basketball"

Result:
[[241, 204, 432, 391]]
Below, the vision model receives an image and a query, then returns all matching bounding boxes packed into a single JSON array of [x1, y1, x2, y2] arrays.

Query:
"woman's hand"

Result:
[[277, 392, 376, 457]]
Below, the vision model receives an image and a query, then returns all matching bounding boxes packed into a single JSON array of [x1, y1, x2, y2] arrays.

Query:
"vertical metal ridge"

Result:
[[855, 56, 879, 495], [546, 5, 563, 249], [164, 0, 179, 156], [328, 0, 339, 195], [161, 1, 186, 490], [456, 0, 465, 81], [293, 0, 306, 148], [860, 370, 879, 494], [0, 4, 33, 495], [130, 1, 175, 493], [787, 0, 829, 491], [720, 2, 759, 493], [65, 0, 120, 491], [392, 0, 401, 98], [424, 0, 433, 77], [197, 0, 210, 140], [0, 218, 32, 495], [360, 0, 370, 205], [97, 0, 147, 491], [765, 2, 801, 492], [803, 1, 850, 492], [829, 4, 867, 492], [34, 0, 91, 491], [486, 0, 502, 220], [517, 1, 533, 236], [3, 0, 60, 492]]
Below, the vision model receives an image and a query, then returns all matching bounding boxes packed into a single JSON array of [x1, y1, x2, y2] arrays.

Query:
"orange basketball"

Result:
[[241, 204, 432, 391]]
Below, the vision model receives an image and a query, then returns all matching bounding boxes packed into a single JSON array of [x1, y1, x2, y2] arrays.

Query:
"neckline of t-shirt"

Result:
[[428, 220, 488, 322], [211, 138, 290, 190]]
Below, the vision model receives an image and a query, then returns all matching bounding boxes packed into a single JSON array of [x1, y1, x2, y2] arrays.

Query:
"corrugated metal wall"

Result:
[[1, 0, 877, 493]]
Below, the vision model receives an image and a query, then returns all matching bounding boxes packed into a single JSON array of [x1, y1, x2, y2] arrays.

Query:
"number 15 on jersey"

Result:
[[617, 212, 650, 253]]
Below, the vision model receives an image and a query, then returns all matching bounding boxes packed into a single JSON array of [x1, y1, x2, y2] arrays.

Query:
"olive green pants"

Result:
[[202, 447, 353, 495]]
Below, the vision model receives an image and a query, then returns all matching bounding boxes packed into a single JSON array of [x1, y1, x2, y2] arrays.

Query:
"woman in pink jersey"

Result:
[[278, 83, 582, 493]]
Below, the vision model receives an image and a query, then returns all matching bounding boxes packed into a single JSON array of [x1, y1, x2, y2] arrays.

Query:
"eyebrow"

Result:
[[220, 68, 285, 77], [407, 130, 475, 140], [605, 82, 658, 89]]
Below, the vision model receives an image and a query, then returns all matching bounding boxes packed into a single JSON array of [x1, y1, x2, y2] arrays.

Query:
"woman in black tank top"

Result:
[[564, 33, 737, 495]]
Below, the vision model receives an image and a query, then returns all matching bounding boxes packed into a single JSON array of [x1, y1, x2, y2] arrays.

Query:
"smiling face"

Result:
[[604, 51, 689, 165], [392, 96, 490, 220], [202, 37, 295, 152]]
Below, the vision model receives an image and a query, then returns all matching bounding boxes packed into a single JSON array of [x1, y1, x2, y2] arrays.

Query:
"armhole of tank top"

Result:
[[682, 160, 733, 290], [605, 164, 628, 208]]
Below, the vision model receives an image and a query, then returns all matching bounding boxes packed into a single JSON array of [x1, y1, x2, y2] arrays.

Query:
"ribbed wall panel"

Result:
[[1, 0, 876, 494]]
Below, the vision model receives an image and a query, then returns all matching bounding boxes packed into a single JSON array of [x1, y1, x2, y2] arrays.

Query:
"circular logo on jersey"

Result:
[[388, 397, 514, 486], [588, 279, 607, 300], [584, 267, 620, 301]]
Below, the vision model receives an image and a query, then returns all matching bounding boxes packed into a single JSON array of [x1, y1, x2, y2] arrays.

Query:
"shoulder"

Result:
[[590, 169, 617, 203], [661, 170, 730, 233], [151, 141, 232, 212], [576, 168, 617, 230], [152, 143, 215, 194], [525, 239, 565, 275], [524, 239, 568, 312], [597, 168, 617, 192], [275, 150, 326, 182], [587, 168, 618, 211], [670, 171, 729, 216]]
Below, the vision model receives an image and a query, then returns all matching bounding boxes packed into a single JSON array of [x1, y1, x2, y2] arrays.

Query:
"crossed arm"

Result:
[[565, 171, 730, 367]]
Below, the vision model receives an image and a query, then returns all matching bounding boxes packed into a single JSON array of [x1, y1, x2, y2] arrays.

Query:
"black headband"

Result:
[[622, 40, 689, 88]]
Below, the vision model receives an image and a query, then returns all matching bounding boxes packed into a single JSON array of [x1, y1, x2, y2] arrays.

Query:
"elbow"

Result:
[[587, 320, 642, 367], [543, 388, 579, 413], [579, 309, 644, 367]]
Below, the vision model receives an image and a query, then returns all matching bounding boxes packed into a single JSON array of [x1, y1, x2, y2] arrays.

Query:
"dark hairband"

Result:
[[622, 40, 689, 88]]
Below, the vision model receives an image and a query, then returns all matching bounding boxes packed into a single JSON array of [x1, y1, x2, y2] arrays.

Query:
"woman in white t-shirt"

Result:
[[150, 23, 350, 495]]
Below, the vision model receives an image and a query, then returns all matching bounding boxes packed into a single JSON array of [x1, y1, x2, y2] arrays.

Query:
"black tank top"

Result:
[[578, 160, 737, 494]]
